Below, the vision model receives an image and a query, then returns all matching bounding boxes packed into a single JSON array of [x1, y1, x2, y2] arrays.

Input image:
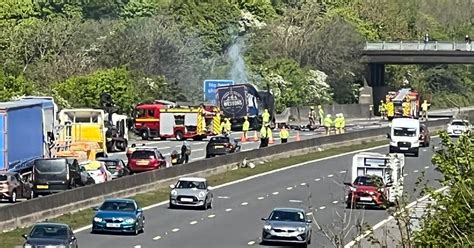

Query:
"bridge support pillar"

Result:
[[366, 63, 387, 116]]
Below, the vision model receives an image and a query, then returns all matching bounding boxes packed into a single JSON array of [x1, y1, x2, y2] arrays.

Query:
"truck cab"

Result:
[[345, 152, 405, 208], [388, 118, 421, 157]]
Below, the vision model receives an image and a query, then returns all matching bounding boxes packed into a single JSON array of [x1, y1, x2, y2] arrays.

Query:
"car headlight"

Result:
[[171, 190, 177, 196], [23, 245, 32, 248], [264, 224, 272, 230], [125, 218, 136, 224], [93, 217, 103, 222], [297, 227, 306, 232], [198, 192, 205, 198]]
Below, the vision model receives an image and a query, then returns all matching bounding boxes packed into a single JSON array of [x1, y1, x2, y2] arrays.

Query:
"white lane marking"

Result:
[[403, 173, 409, 177], [217, 196, 230, 199], [153, 236, 162, 240], [208, 214, 216, 218], [190, 221, 198, 225], [319, 206, 326, 210], [424, 166, 430, 169], [314, 178, 321, 182], [75, 143, 391, 233], [134, 245, 141, 248], [300, 182, 307, 186], [286, 186, 293, 190], [344, 186, 449, 248], [171, 228, 180, 232], [195, 142, 205, 145], [241, 202, 249, 206], [340, 170, 347, 174], [257, 196, 265, 200], [289, 200, 302, 203], [328, 174, 334, 178], [332, 200, 339, 204], [248, 241, 256, 245], [272, 192, 279, 195], [225, 208, 232, 212], [414, 170, 419, 173]]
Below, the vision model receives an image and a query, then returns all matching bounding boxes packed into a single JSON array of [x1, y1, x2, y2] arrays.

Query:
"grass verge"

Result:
[[1, 139, 387, 247]]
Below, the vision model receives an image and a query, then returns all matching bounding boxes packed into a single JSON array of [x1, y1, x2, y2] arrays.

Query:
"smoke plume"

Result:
[[227, 36, 248, 84]]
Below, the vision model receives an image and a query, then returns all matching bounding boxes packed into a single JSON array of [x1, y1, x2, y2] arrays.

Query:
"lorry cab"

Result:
[[345, 152, 405, 208], [104, 113, 129, 152], [32, 158, 81, 197], [388, 118, 421, 157]]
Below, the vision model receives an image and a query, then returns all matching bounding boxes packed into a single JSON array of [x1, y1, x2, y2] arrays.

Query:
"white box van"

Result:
[[388, 118, 420, 157]]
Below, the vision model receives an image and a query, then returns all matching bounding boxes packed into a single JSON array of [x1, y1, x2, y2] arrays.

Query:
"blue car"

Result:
[[91, 198, 145, 235]]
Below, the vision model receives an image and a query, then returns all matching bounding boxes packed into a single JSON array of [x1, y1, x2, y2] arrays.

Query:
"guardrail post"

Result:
[[453, 41, 455, 50], [382, 41, 385, 50], [400, 40, 403, 50], [435, 41, 438, 51], [365, 41, 368, 50], [417, 41, 420, 50]]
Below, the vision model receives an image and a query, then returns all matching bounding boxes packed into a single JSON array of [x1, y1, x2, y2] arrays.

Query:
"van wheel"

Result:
[[141, 130, 150, 140], [175, 131, 184, 141], [9, 190, 17, 203]]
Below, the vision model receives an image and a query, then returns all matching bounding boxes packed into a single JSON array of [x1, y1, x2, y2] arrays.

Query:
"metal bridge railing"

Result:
[[365, 41, 473, 51]]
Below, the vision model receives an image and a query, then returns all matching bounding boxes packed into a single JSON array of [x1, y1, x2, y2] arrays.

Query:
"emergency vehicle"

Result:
[[387, 88, 420, 119], [133, 103, 213, 141], [345, 152, 405, 208]]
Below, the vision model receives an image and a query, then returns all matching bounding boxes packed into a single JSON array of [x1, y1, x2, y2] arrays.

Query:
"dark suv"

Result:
[[32, 158, 82, 197], [0, 171, 33, 203], [205, 136, 241, 158]]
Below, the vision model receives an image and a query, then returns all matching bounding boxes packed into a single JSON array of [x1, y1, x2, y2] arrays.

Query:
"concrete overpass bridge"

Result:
[[361, 41, 474, 114]]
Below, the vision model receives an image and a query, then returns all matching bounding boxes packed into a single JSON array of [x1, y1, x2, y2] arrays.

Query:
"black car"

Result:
[[23, 222, 78, 248], [32, 158, 82, 197], [96, 158, 129, 179], [205, 135, 241, 158]]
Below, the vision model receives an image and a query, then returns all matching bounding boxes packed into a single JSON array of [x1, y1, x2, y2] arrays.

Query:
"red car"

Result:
[[344, 175, 390, 209], [128, 147, 167, 174]]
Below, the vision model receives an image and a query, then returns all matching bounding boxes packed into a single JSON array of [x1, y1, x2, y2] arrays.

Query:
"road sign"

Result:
[[203, 80, 234, 103]]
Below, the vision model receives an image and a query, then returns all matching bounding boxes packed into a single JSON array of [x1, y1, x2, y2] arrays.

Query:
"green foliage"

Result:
[[0, 70, 34, 101], [414, 131, 474, 246], [53, 68, 138, 114]]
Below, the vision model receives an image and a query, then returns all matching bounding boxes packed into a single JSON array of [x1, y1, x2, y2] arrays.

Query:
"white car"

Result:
[[80, 161, 112, 184], [447, 119, 472, 137]]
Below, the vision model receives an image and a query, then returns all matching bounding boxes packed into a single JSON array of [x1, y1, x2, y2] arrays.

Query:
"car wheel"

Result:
[[208, 198, 213, 209], [141, 130, 149, 140], [307, 232, 312, 244], [205, 154, 211, 158], [169, 202, 174, 209], [175, 131, 184, 141], [9, 190, 17, 203]]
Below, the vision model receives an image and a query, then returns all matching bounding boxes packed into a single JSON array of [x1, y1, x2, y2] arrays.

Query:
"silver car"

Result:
[[261, 208, 313, 247], [169, 177, 213, 210]]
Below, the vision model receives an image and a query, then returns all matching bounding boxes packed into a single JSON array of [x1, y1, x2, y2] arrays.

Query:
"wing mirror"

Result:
[[261, 217, 267, 221], [137, 208, 143, 213], [386, 133, 391, 139], [22, 234, 28, 240], [306, 219, 312, 223], [343, 182, 352, 186], [71, 236, 76, 241], [169, 184, 175, 189], [92, 206, 99, 211]]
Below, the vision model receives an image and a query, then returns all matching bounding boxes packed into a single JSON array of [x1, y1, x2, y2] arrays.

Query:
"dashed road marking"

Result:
[[272, 192, 279, 195], [340, 170, 347, 174], [217, 196, 230, 199], [190, 221, 198, 225], [208, 214, 216, 218], [319, 206, 326, 210], [153, 236, 162, 240], [328, 174, 334, 178], [414, 170, 419, 173], [225, 208, 232, 212], [332, 200, 339, 204], [134, 245, 141, 248], [171, 228, 180, 232], [424, 166, 430, 169], [289, 200, 302, 203], [248, 241, 256, 246], [300, 182, 307, 186], [314, 178, 321, 182], [257, 196, 265, 200], [403, 173, 409, 177], [241, 202, 249, 206], [286, 186, 293, 190]]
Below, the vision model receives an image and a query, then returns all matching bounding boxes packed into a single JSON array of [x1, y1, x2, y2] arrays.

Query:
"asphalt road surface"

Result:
[[74, 138, 443, 248]]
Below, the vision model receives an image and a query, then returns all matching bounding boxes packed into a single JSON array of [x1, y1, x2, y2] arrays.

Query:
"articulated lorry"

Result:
[[0, 99, 56, 170], [216, 83, 275, 130]]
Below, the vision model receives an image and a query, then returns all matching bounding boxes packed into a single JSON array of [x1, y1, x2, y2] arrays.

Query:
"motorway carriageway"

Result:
[[74, 138, 443, 248]]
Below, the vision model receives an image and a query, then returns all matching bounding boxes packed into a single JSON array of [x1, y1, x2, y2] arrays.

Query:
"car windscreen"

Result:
[[269, 210, 305, 222], [100, 160, 119, 168], [176, 180, 206, 189], [210, 137, 229, 143], [34, 160, 67, 173], [393, 127, 416, 137], [0, 175, 7, 181], [29, 225, 68, 239], [99, 201, 136, 211], [354, 176, 384, 187], [131, 150, 156, 159], [451, 121, 468, 126]]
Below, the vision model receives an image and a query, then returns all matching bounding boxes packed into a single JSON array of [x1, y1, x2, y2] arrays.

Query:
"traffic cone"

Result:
[[241, 132, 247, 142], [269, 135, 274, 144], [296, 131, 301, 141], [252, 131, 258, 142]]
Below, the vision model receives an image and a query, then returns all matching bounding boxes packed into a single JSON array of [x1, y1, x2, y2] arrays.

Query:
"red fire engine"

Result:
[[133, 103, 215, 141]]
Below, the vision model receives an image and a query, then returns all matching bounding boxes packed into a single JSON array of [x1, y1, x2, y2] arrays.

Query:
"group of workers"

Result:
[[379, 98, 430, 120]]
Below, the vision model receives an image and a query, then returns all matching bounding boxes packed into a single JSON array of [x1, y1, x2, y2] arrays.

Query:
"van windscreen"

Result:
[[0, 175, 7, 181], [35, 160, 67, 173], [393, 128, 416, 137]]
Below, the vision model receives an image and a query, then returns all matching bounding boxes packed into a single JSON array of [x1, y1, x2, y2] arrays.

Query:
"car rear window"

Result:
[[34, 160, 67, 173], [131, 150, 156, 159], [210, 137, 229, 143], [451, 121, 468, 126], [0, 175, 8, 181]]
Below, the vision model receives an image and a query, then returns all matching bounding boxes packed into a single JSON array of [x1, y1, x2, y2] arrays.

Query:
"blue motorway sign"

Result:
[[203, 80, 235, 103]]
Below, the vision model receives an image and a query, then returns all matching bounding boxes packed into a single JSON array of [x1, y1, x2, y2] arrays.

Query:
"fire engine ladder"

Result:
[[393, 88, 411, 102]]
